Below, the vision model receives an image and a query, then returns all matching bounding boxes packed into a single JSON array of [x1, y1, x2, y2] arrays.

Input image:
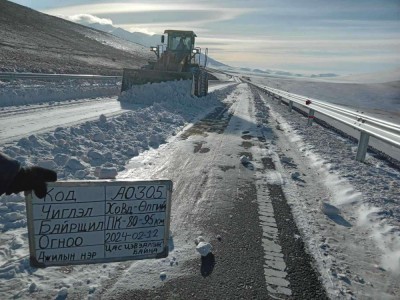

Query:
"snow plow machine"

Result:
[[121, 30, 209, 97]]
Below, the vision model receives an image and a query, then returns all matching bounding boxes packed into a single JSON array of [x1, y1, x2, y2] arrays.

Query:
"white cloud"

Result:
[[44, 2, 252, 34], [43, 2, 251, 17], [63, 14, 113, 25]]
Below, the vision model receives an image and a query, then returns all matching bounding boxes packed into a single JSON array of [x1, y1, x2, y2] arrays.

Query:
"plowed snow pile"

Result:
[[0, 79, 120, 107], [0, 81, 236, 299]]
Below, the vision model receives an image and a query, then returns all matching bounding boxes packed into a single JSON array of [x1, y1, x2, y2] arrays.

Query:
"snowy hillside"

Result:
[[63, 19, 161, 49], [65, 17, 230, 69], [0, 1, 153, 75], [0, 0, 228, 75]]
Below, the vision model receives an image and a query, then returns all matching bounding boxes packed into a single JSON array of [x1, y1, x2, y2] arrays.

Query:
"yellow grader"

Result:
[[121, 30, 208, 97]]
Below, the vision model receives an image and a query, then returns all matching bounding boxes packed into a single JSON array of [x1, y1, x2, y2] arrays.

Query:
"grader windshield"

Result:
[[165, 30, 196, 53]]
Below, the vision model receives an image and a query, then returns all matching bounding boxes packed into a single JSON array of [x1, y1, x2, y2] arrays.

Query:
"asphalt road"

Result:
[[102, 83, 327, 299]]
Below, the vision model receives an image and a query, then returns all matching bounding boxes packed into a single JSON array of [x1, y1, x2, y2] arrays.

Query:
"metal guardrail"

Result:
[[246, 81, 400, 162], [0, 72, 122, 81]]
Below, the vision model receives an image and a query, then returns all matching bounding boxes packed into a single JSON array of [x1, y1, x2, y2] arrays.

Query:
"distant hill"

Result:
[[311, 73, 338, 78], [252, 69, 270, 74], [0, 1, 153, 75], [67, 18, 230, 69], [224, 66, 339, 79], [76, 21, 161, 48], [328, 68, 400, 84]]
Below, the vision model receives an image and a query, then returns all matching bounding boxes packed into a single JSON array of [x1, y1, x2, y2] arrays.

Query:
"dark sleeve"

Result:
[[0, 153, 21, 196]]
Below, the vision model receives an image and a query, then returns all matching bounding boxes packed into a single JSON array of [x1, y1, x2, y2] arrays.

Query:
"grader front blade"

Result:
[[121, 68, 193, 92]]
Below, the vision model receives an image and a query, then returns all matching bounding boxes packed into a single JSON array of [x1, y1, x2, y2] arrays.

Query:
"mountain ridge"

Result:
[[66, 19, 229, 69], [0, 1, 152, 75]]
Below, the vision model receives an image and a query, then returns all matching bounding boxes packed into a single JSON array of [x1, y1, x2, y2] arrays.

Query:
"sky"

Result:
[[9, 0, 400, 75]]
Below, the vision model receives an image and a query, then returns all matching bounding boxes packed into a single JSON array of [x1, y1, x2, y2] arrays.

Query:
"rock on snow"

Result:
[[196, 242, 213, 257]]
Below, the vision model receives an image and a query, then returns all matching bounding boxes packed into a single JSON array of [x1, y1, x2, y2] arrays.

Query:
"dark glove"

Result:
[[5, 167, 57, 198]]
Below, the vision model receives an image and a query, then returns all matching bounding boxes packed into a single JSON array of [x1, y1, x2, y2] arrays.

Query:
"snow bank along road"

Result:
[[0, 79, 233, 144], [0, 80, 399, 299], [0, 97, 125, 144], [250, 84, 400, 162]]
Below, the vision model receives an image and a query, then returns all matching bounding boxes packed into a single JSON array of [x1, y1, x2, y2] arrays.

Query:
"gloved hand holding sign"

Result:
[[0, 153, 57, 199]]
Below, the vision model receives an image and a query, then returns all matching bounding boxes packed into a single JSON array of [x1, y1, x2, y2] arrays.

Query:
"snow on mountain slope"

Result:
[[67, 20, 161, 48], [69, 18, 229, 69], [0, 1, 227, 75], [0, 1, 152, 75]]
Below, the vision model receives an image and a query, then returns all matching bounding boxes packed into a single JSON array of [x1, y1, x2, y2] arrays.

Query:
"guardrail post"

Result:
[[278, 96, 282, 105], [355, 131, 370, 162], [288, 100, 293, 112], [307, 109, 315, 126]]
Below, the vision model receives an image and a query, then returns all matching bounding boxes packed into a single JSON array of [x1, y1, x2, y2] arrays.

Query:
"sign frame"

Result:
[[25, 179, 173, 268]]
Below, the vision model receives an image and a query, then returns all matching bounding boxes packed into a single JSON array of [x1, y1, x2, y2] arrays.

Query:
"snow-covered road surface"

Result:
[[102, 83, 326, 299], [0, 80, 399, 299], [255, 87, 400, 299], [0, 97, 124, 144], [0, 79, 235, 144]]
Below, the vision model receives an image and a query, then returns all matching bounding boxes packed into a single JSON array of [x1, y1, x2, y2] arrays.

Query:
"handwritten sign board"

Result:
[[25, 180, 172, 268]]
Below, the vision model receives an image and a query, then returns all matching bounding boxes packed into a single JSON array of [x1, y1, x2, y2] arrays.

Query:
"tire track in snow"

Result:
[[254, 161, 291, 297], [250, 85, 328, 299], [238, 85, 292, 298]]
